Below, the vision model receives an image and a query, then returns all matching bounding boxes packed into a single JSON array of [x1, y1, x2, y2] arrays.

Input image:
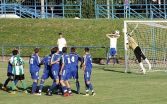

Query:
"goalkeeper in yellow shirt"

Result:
[[126, 33, 151, 74]]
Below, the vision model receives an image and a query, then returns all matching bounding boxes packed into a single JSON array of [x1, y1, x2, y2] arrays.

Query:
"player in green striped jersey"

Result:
[[9, 49, 27, 94]]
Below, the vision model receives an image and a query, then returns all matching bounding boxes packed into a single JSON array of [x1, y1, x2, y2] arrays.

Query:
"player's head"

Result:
[[84, 47, 90, 53], [59, 32, 63, 38], [62, 47, 67, 53], [34, 48, 39, 53], [12, 49, 19, 55], [51, 47, 59, 54], [71, 47, 76, 53]]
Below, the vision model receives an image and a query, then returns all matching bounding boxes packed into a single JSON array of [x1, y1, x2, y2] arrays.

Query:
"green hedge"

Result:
[[0, 19, 124, 58]]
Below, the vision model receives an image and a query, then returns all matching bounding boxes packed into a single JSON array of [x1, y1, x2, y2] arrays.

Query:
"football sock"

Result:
[[11, 81, 16, 91], [88, 83, 93, 91], [145, 58, 151, 70], [21, 80, 27, 90], [31, 82, 37, 93], [67, 88, 72, 93], [3, 78, 10, 87], [39, 80, 45, 93], [49, 82, 57, 92], [14, 80, 18, 85], [62, 86, 67, 93]]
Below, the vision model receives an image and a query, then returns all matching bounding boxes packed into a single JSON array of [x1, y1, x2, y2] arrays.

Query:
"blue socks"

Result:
[[49, 82, 57, 92], [62, 86, 67, 93], [88, 83, 93, 91], [31, 82, 37, 94], [39, 80, 45, 93]]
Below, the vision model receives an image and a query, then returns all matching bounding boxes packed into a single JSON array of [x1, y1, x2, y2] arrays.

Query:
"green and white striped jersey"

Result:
[[10, 55, 24, 75]]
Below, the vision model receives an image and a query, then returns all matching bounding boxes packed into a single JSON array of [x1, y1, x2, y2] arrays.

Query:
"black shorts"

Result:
[[7, 72, 14, 77], [7, 72, 14, 80], [14, 74, 25, 80], [134, 46, 146, 63]]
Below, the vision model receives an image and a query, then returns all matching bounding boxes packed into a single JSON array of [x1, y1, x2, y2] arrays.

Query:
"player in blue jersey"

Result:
[[60, 47, 71, 97], [29, 48, 41, 94], [37, 48, 56, 95], [83, 47, 95, 96], [69, 47, 81, 94], [47, 47, 61, 96]]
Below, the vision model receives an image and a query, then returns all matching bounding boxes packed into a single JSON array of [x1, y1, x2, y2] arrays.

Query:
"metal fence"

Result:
[[0, 0, 167, 19]]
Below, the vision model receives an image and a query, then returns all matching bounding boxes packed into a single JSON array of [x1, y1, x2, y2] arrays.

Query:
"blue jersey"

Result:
[[51, 53, 61, 71], [70, 53, 80, 70], [29, 53, 40, 73], [41, 54, 52, 73], [83, 54, 92, 71], [62, 53, 71, 70], [7, 61, 12, 73]]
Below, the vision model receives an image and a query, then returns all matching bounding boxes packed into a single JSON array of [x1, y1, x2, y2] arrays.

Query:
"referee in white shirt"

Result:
[[57, 32, 67, 53]]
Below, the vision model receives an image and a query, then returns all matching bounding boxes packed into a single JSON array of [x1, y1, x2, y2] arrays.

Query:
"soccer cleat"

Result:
[[34, 93, 41, 96], [68, 92, 73, 96], [92, 92, 96, 96], [83, 93, 89, 96], [1, 86, 7, 91], [10, 91, 16, 94], [23, 90, 28, 94], [47, 91, 53, 96], [63, 92, 69, 97]]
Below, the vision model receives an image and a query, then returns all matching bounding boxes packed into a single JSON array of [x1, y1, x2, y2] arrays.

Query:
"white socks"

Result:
[[139, 62, 146, 74], [145, 58, 152, 70]]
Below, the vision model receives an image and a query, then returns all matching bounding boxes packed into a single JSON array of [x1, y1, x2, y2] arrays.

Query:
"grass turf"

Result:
[[0, 62, 167, 104]]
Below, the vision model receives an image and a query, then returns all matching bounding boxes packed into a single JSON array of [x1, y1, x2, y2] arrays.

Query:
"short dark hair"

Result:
[[59, 32, 62, 35], [84, 47, 89, 52], [62, 47, 67, 53], [71, 47, 76, 52], [51, 47, 59, 54], [12, 49, 19, 55], [34, 48, 39, 53]]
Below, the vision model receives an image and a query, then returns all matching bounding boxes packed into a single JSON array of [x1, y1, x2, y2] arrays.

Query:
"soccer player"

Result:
[[83, 47, 95, 96], [47, 47, 61, 96], [106, 30, 120, 65], [60, 47, 71, 97], [69, 47, 81, 94], [9, 49, 27, 94], [126, 33, 151, 74], [37, 48, 56, 95], [29, 48, 41, 94], [1, 50, 18, 91], [57, 33, 67, 53]]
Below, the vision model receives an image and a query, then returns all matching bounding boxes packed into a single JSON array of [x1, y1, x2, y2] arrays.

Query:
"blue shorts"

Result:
[[110, 48, 116, 56], [70, 69, 78, 79], [30, 71, 39, 80], [84, 71, 92, 81], [61, 69, 70, 81], [41, 70, 54, 80], [51, 69, 59, 80]]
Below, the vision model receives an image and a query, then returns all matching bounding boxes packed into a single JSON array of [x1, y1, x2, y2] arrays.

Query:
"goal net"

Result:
[[124, 20, 167, 72]]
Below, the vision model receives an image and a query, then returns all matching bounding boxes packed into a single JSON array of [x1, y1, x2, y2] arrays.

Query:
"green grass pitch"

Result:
[[0, 62, 167, 104]]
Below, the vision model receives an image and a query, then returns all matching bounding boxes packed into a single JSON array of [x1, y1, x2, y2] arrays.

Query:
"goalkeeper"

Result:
[[106, 30, 120, 65], [126, 33, 151, 74]]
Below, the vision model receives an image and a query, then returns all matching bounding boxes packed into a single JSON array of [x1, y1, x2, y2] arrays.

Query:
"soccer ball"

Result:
[[115, 30, 120, 35]]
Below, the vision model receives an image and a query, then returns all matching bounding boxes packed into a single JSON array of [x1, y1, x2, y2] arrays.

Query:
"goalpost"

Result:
[[124, 20, 167, 72]]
